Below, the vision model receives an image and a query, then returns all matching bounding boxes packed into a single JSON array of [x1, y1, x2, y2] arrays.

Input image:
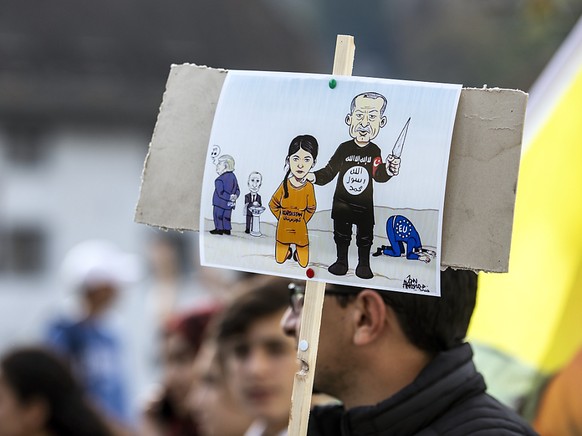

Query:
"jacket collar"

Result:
[[310, 343, 486, 436]]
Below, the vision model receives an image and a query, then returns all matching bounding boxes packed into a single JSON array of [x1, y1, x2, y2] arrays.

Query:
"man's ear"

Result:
[[351, 290, 387, 346], [380, 116, 387, 128], [345, 114, 352, 126]]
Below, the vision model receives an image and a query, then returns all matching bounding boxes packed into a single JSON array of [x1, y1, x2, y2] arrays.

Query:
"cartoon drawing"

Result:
[[210, 154, 239, 235], [244, 171, 265, 236], [269, 135, 318, 268], [391, 117, 410, 162], [210, 145, 221, 164], [372, 215, 436, 263], [307, 92, 401, 279]]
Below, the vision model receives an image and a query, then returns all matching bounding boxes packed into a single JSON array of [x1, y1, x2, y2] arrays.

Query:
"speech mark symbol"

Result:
[[210, 145, 221, 163]]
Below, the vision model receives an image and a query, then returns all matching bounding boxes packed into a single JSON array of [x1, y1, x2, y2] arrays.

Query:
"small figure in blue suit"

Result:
[[210, 154, 239, 235]]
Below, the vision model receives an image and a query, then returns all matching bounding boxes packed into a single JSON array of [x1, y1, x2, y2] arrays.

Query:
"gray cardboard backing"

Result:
[[135, 64, 527, 273]]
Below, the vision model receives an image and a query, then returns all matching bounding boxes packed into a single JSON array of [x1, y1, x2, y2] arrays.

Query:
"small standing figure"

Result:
[[269, 135, 318, 268], [372, 215, 435, 263], [244, 171, 263, 235], [211, 154, 239, 235]]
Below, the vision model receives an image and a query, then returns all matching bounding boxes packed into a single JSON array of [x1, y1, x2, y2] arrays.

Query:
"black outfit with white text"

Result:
[[314, 139, 391, 277]]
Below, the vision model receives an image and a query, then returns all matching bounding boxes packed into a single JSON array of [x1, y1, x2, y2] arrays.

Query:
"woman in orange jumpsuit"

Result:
[[269, 135, 318, 268]]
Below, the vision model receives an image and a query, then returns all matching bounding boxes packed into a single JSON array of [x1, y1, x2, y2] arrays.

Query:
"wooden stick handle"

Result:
[[287, 280, 326, 435], [332, 35, 356, 75], [287, 34, 355, 436]]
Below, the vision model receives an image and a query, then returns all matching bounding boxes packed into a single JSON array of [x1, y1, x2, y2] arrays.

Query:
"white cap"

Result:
[[61, 239, 143, 293]]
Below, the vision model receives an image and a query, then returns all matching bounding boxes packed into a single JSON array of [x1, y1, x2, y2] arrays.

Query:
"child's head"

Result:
[[286, 135, 319, 163], [283, 135, 319, 198]]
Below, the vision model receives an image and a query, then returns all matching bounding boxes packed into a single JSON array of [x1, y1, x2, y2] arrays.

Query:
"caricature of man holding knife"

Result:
[[307, 92, 402, 279]]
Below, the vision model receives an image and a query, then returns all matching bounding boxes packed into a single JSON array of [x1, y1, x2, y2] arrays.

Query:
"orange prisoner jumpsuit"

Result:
[[269, 181, 316, 268]]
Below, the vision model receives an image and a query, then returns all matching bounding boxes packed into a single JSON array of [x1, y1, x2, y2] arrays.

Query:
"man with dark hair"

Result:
[[216, 277, 298, 436], [282, 269, 537, 435]]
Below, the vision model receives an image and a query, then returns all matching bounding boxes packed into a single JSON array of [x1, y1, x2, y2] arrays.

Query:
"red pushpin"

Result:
[[306, 268, 315, 279]]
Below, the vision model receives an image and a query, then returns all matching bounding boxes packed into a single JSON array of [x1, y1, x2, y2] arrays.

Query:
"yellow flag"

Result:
[[468, 19, 582, 374]]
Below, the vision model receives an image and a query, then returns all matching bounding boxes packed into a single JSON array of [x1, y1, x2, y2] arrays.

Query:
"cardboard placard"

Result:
[[135, 65, 527, 272]]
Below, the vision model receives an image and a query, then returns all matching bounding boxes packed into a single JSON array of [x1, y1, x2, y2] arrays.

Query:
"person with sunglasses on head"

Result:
[[282, 269, 537, 435]]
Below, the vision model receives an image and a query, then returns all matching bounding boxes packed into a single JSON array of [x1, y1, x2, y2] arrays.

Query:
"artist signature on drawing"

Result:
[[402, 275, 430, 292]]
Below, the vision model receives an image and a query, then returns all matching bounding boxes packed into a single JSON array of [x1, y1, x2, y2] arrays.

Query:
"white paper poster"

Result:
[[200, 71, 461, 295]]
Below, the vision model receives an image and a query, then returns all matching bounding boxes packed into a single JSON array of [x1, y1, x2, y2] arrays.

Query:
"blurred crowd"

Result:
[[0, 238, 316, 436], [0, 238, 579, 436]]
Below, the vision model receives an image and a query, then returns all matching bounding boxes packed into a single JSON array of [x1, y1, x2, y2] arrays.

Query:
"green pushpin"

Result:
[[329, 78, 337, 89]]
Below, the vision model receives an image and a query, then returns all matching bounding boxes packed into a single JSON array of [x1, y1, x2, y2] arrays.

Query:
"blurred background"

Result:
[[1, 0, 581, 425]]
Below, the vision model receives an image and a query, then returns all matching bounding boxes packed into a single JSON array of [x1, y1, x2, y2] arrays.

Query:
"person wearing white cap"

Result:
[[45, 239, 142, 433]]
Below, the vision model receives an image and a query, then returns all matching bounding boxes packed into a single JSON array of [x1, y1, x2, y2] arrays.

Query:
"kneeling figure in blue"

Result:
[[373, 214, 435, 263]]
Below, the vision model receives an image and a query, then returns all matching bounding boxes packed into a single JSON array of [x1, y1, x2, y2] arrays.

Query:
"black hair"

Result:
[[216, 276, 290, 344], [0, 347, 113, 436], [282, 134, 319, 199], [328, 268, 478, 355]]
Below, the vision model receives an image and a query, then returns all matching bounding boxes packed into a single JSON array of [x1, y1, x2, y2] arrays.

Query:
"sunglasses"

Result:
[[287, 282, 363, 315]]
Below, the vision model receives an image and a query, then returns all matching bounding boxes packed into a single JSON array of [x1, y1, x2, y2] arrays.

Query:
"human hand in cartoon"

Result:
[[386, 155, 400, 176], [227, 194, 238, 208], [418, 253, 432, 263], [306, 172, 316, 183]]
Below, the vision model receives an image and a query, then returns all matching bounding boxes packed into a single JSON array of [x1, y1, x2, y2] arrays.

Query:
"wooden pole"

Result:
[[287, 34, 356, 436]]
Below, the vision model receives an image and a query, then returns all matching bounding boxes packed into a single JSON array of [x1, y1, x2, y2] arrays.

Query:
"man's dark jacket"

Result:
[[308, 343, 537, 435]]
